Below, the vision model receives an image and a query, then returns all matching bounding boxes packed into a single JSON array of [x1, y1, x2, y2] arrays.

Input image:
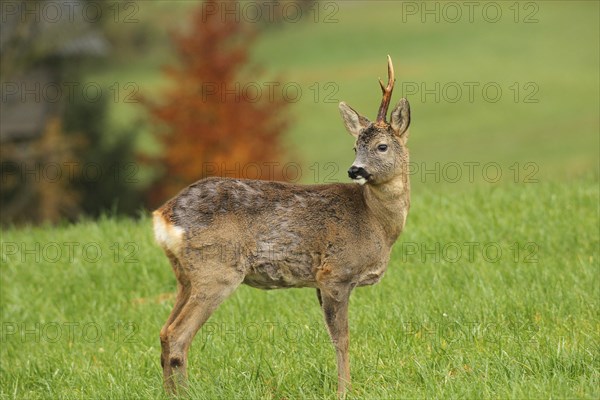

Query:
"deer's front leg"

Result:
[[316, 288, 323, 307], [319, 285, 352, 395]]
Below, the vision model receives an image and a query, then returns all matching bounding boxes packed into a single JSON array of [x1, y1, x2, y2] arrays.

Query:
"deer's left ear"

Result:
[[390, 98, 410, 140], [339, 102, 370, 138]]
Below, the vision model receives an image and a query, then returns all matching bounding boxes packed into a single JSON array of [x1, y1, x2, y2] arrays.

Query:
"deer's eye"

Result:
[[353, 147, 357, 153], [377, 144, 388, 152]]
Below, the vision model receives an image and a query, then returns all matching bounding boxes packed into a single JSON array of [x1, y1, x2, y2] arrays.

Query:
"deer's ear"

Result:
[[390, 98, 411, 139], [339, 102, 370, 138]]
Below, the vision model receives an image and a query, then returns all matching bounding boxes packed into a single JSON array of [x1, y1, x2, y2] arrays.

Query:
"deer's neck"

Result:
[[363, 173, 410, 244]]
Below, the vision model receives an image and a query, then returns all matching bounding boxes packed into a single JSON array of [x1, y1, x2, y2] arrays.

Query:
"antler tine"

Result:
[[375, 55, 396, 124]]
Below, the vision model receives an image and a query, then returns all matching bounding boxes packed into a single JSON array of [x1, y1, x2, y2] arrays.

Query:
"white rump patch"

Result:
[[153, 211, 185, 254]]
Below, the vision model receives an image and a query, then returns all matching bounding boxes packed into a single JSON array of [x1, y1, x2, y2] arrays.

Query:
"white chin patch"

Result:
[[354, 177, 367, 185]]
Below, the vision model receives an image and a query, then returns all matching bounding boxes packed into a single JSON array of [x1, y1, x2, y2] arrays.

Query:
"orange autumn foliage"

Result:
[[143, 0, 290, 205]]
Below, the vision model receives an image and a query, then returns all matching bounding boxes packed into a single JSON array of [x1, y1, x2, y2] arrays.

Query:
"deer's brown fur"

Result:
[[154, 56, 411, 395]]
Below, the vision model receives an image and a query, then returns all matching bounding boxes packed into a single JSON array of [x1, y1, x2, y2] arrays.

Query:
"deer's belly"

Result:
[[355, 261, 389, 287], [243, 261, 317, 290]]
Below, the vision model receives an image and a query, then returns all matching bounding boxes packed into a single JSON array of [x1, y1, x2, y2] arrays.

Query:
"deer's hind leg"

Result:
[[163, 257, 244, 394], [160, 252, 191, 391]]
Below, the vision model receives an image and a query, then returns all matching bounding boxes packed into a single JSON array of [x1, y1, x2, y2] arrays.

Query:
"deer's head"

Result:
[[339, 56, 411, 186]]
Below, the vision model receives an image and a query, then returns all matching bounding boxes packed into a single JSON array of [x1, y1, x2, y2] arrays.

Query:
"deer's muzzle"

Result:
[[348, 166, 371, 184]]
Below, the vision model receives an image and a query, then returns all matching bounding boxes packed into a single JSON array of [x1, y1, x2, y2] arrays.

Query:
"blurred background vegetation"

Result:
[[1, 0, 598, 225]]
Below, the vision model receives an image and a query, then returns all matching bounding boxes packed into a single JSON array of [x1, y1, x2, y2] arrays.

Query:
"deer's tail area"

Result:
[[153, 209, 185, 257]]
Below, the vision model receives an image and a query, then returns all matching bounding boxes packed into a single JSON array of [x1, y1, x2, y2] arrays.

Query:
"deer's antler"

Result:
[[375, 55, 395, 124]]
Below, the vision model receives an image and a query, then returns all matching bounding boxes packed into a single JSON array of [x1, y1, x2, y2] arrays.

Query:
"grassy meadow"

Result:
[[1, 178, 598, 399], [1, 1, 599, 399]]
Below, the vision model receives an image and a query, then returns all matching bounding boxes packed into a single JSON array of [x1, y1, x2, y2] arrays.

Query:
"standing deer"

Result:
[[154, 55, 411, 396]]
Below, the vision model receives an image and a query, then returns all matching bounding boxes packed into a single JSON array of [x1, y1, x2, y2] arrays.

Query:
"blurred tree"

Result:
[[0, 0, 146, 225], [141, 0, 291, 206], [63, 88, 143, 218]]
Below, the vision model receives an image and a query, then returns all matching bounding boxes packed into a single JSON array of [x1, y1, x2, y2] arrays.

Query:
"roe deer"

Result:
[[154, 55, 411, 396]]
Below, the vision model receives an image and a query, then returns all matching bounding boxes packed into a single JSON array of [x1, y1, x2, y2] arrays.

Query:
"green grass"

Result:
[[1, 176, 598, 399]]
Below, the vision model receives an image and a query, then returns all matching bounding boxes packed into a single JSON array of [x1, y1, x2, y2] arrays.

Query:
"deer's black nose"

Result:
[[348, 166, 368, 179]]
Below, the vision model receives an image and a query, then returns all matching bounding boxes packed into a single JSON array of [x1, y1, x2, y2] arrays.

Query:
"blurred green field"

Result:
[[89, 1, 599, 186], [1, 177, 598, 399]]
